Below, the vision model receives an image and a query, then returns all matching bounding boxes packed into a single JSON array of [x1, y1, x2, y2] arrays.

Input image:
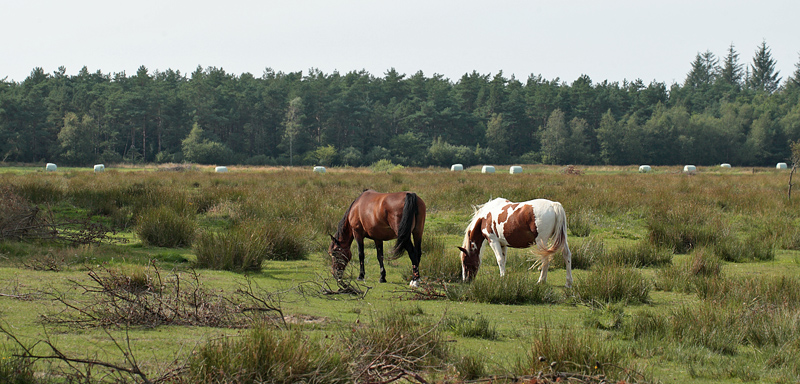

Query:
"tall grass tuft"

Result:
[[188, 322, 349, 384], [550, 236, 603, 270], [647, 201, 723, 253], [521, 325, 625, 377], [599, 241, 673, 267], [568, 210, 592, 237], [0, 353, 36, 384], [452, 353, 487, 381], [447, 272, 561, 305], [445, 314, 499, 340], [713, 233, 775, 262], [654, 247, 721, 293], [572, 263, 651, 305], [194, 220, 306, 272], [135, 206, 196, 248]]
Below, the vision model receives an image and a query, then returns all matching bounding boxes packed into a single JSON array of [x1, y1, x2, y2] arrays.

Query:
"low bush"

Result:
[[135, 206, 196, 248]]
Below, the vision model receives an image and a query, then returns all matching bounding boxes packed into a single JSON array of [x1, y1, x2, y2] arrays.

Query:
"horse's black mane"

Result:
[[335, 189, 369, 238]]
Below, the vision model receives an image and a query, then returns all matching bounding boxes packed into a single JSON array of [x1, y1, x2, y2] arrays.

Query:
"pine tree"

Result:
[[719, 43, 743, 89], [748, 40, 782, 93]]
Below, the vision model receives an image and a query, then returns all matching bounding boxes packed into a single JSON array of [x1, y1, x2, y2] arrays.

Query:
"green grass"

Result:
[[1, 165, 800, 383]]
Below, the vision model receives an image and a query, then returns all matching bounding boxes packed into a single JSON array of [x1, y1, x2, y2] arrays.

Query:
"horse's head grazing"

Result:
[[328, 235, 352, 279], [457, 245, 480, 282]]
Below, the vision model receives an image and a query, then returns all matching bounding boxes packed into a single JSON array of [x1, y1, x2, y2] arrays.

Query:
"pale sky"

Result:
[[2, 0, 799, 86]]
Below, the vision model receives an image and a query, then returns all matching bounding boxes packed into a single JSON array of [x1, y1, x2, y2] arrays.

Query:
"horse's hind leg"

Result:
[[375, 240, 387, 283], [356, 237, 366, 281], [404, 240, 421, 287]]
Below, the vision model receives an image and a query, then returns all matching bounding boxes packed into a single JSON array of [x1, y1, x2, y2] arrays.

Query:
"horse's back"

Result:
[[351, 190, 424, 240]]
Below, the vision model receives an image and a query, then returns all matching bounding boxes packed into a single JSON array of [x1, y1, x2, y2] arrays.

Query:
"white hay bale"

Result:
[[638, 165, 651, 173], [509, 166, 523, 174], [481, 165, 495, 174], [45, 163, 57, 172], [720, 163, 731, 168], [93, 164, 105, 172], [683, 165, 697, 173], [215, 166, 228, 173], [450, 164, 463, 171], [777, 162, 788, 170], [313, 166, 326, 173]]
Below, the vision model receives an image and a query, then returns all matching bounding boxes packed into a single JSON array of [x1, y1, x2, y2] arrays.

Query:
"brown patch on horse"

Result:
[[497, 203, 519, 223], [502, 204, 539, 248], [483, 212, 496, 235]]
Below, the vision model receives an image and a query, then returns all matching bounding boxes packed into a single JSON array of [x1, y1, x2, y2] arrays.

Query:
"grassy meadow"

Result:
[[1, 163, 800, 383]]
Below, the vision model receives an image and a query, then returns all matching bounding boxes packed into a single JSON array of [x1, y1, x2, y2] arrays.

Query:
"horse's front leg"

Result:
[[375, 240, 387, 283], [356, 237, 366, 281], [486, 237, 507, 276]]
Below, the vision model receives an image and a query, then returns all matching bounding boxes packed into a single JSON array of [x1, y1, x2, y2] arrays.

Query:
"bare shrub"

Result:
[[0, 186, 56, 241], [41, 264, 283, 329]]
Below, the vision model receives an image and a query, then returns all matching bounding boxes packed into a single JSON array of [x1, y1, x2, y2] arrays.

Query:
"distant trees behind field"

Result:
[[2, 41, 800, 167]]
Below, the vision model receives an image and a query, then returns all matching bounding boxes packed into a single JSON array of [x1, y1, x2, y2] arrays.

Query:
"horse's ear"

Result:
[[456, 246, 468, 254], [329, 234, 338, 243]]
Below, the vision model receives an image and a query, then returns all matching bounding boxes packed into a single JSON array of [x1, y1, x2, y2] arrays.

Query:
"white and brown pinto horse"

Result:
[[329, 189, 426, 286], [457, 198, 573, 287]]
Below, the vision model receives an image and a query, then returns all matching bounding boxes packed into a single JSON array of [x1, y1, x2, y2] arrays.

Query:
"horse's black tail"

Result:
[[392, 192, 418, 259]]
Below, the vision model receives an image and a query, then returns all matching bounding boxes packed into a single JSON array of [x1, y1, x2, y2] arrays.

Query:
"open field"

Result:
[[1, 164, 800, 383]]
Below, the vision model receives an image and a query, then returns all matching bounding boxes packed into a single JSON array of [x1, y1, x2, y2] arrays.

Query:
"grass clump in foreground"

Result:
[[520, 325, 632, 380], [188, 322, 350, 384]]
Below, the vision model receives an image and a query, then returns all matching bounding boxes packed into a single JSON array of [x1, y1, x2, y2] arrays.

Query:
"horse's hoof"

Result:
[[409, 280, 420, 288], [357, 276, 365, 281], [379, 278, 387, 283]]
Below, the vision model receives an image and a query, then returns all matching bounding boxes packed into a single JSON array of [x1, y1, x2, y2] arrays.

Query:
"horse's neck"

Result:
[[336, 220, 354, 246], [466, 222, 485, 250]]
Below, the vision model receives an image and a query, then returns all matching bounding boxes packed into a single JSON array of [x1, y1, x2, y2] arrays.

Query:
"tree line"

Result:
[[2, 41, 800, 168]]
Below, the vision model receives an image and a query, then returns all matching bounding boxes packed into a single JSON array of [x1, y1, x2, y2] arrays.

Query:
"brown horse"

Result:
[[329, 190, 426, 286], [457, 197, 573, 287]]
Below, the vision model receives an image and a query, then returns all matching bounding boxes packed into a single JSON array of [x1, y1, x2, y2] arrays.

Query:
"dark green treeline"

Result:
[[2, 43, 800, 167]]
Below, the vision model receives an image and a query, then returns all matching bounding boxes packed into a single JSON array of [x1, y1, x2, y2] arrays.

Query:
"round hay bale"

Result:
[[481, 165, 495, 174], [683, 165, 697, 173], [450, 164, 463, 171], [215, 166, 228, 173], [777, 162, 788, 170], [720, 163, 731, 168], [638, 165, 651, 173], [93, 164, 105, 172], [509, 166, 523, 174], [45, 163, 57, 172], [313, 166, 326, 173]]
